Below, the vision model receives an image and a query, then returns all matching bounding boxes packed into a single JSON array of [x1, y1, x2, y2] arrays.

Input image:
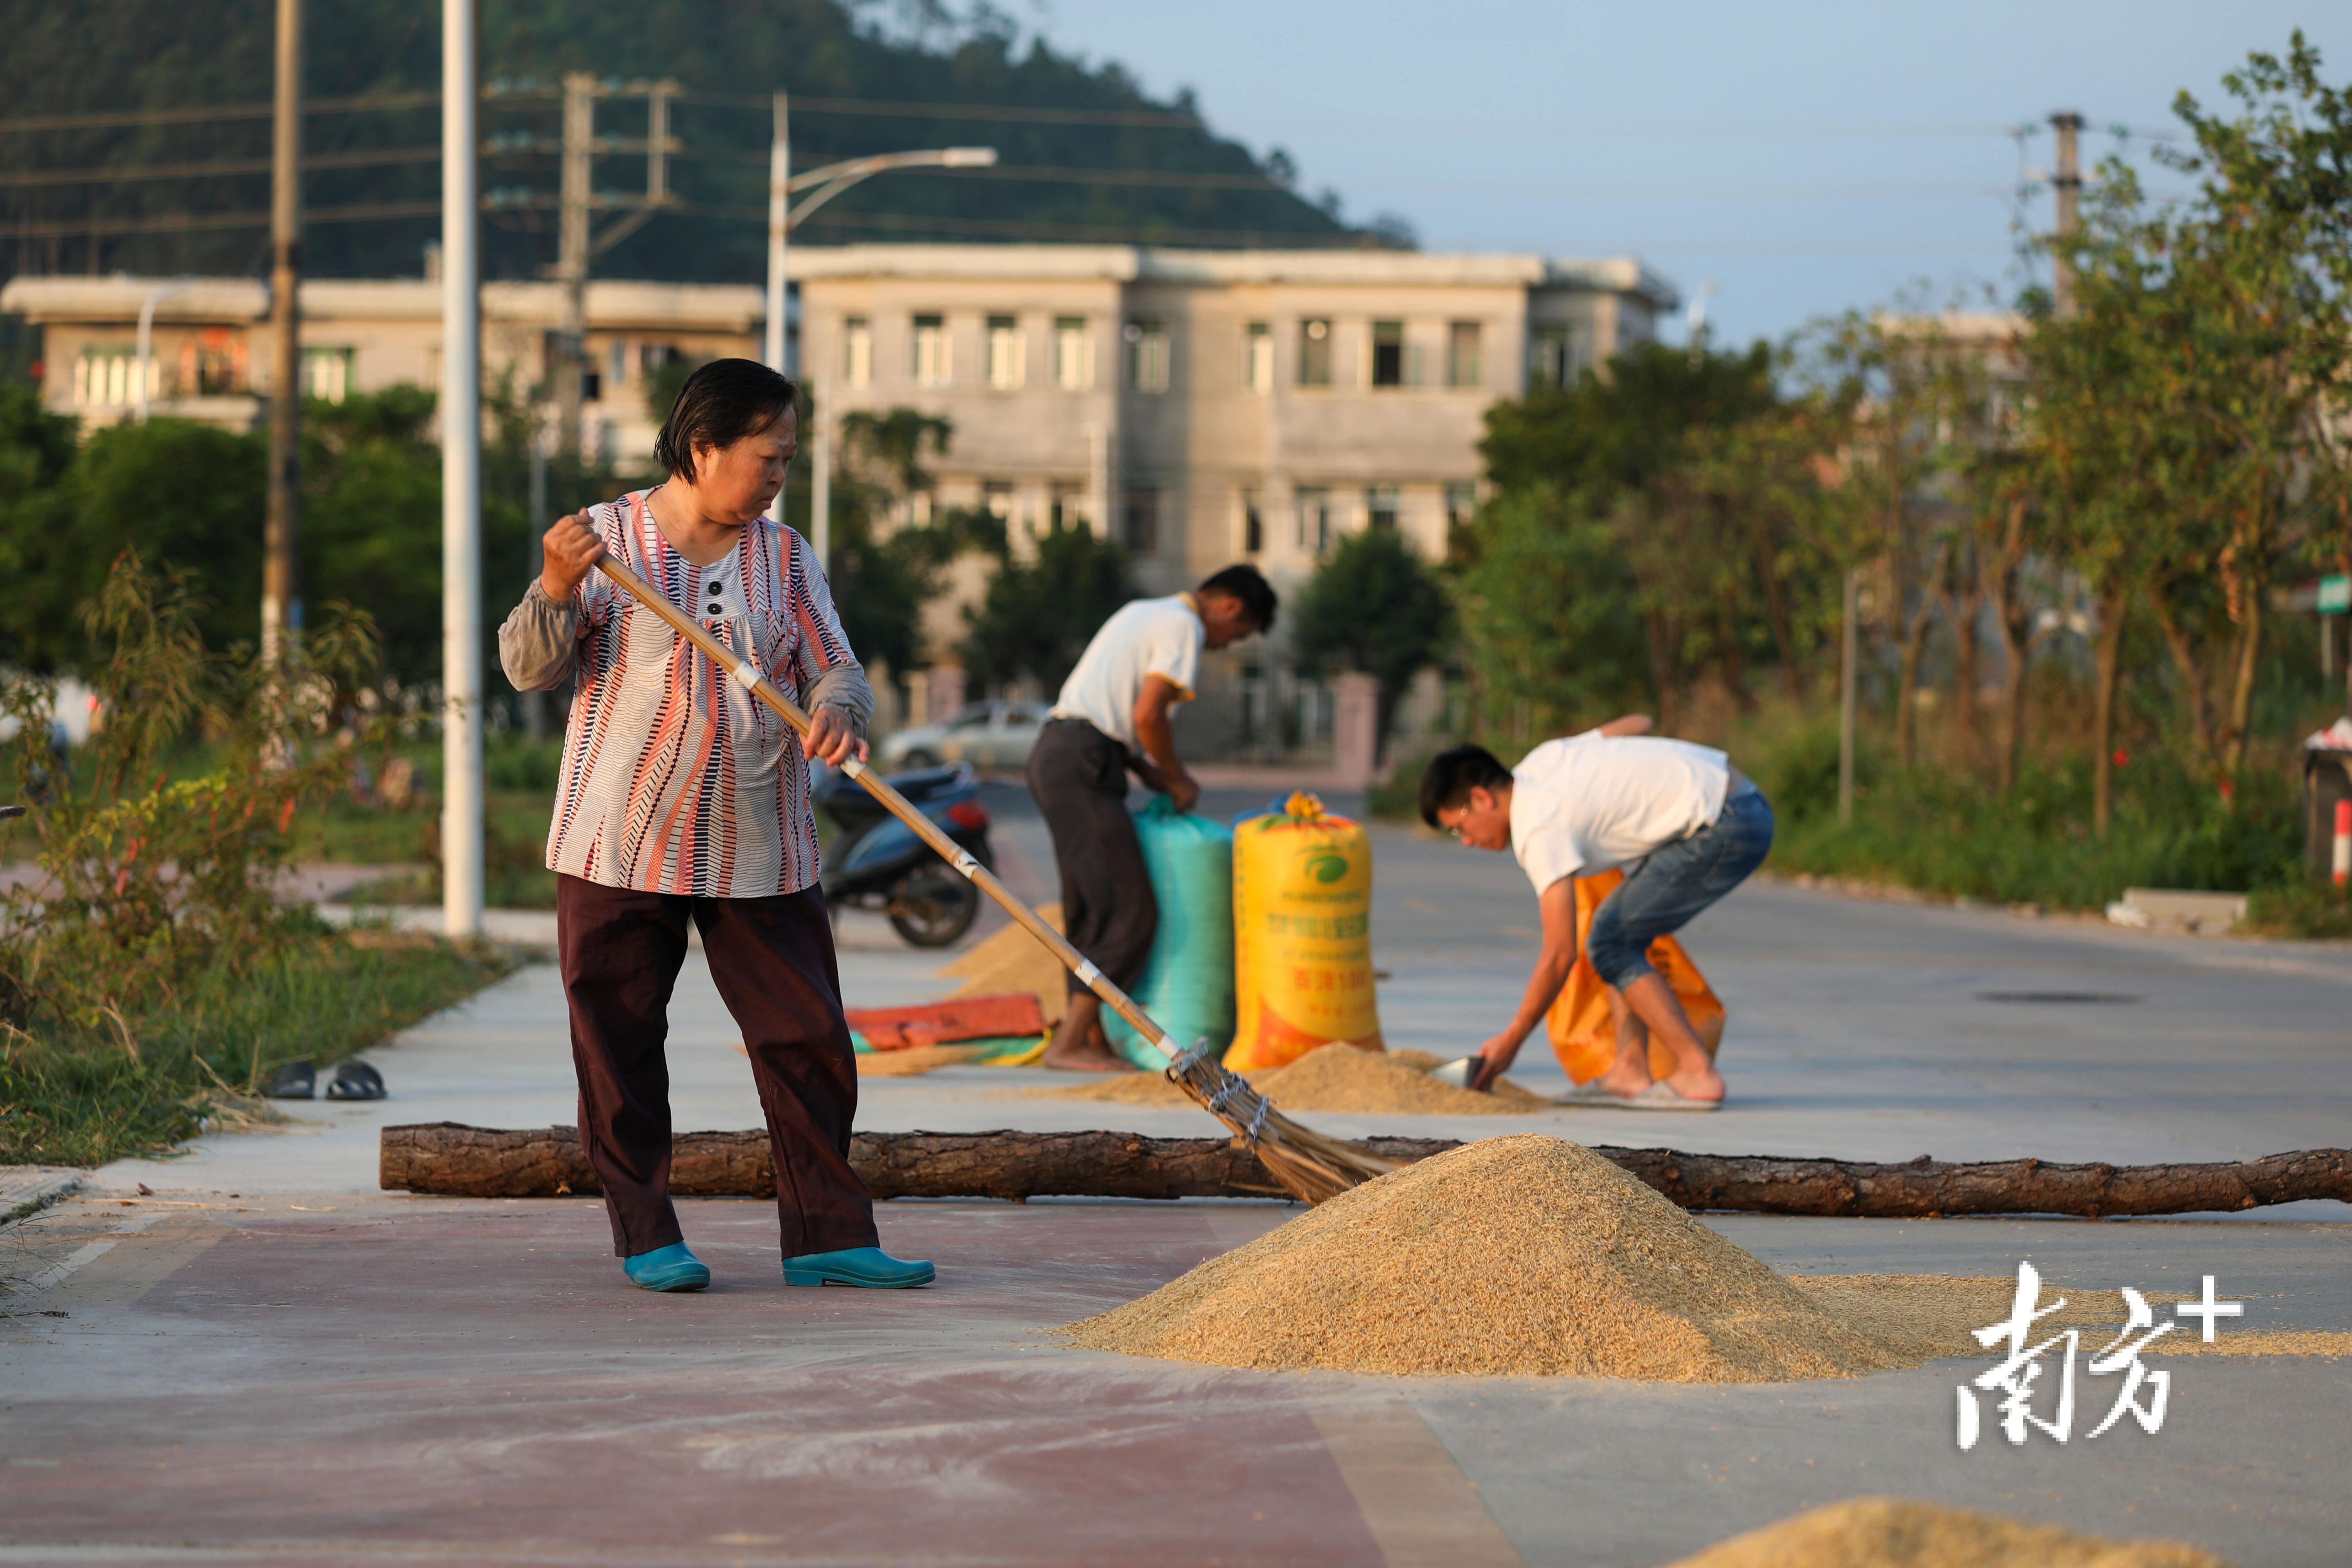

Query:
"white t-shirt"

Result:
[[1050, 594, 1204, 751], [1508, 731, 1731, 894]]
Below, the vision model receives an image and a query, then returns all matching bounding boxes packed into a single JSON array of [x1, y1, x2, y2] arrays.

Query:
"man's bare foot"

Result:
[[1662, 1066, 1724, 1103], [1042, 1034, 1134, 1072], [1588, 1067, 1655, 1099]]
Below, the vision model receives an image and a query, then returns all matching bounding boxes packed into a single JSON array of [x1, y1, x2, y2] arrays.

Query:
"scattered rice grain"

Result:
[[1035, 1042, 1545, 1115], [1662, 1495, 2230, 1568]]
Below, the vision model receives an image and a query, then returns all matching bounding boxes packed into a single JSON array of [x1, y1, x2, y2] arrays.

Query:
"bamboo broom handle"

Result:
[[592, 552, 1174, 1053]]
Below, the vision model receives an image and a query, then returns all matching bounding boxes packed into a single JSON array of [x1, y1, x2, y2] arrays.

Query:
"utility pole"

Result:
[[2050, 110, 2083, 318], [442, 0, 484, 941], [764, 92, 791, 381], [262, 0, 303, 662], [523, 426, 548, 740], [555, 73, 595, 462]]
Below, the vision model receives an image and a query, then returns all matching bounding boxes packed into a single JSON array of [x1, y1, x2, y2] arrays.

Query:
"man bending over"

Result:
[[1419, 720, 1773, 1110]]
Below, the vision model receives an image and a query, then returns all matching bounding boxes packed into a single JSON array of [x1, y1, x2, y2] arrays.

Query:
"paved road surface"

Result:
[[5, 780, 2345, 1566]]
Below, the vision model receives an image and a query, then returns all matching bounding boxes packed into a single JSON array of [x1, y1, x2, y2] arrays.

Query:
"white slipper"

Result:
[[1625, 1082, 1722, 1112], [1552, 1080, 1644, 1108]]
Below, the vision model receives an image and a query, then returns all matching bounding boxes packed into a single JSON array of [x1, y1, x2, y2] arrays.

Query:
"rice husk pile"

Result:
[[1662, 1496, 2230, 1568], [935, 903, 1067, 1024], [1064, 1134, 1918, 1380], [1035, 1044, 1548, 1115]]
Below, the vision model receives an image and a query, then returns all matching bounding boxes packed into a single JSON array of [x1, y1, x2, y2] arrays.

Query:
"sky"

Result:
[[1014, 1, 2352, 347]]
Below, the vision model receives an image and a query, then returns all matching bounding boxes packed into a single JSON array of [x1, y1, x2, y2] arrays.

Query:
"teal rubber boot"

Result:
[[782, 1246, 935, 1289], [622, 1241, 710, 1293]]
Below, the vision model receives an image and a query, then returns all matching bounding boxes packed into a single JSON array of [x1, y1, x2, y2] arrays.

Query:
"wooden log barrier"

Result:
[[379, 1123, 2352, 1217]]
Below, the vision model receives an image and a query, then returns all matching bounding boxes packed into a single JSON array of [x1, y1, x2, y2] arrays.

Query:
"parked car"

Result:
[[879, 700, 1049, 773]]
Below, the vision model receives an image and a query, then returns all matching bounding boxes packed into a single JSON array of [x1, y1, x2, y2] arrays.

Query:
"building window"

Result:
[[1365, 484, 1400, 531], [1295, 486, 1332, 554], [1054, 317, 1089, 390], [844, 317, 872, 387], [1050, 483, 1082, 530], [1445, 481, 1479, 531], [913, 314, 950, 387], [1530, 324, 1578, 389], [1371, 321, 1405, 388], [606, 339, 628, 390], [1125, 319, 1170, 394], [303, 347, 353, 405], [74, 345, 143, 407], [1245, 322, 1272, 392], [1298, 319, 1332, 387], [1122, 485, 1160, 554], [986, 315, 1024, 390], [983, 481, 1017, 534], [1447, 321, 1483, 388], [1242, 491, 1263, 554]]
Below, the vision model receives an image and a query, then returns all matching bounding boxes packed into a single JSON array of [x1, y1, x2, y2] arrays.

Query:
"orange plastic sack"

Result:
[[1544, 867, 1726, 1085]]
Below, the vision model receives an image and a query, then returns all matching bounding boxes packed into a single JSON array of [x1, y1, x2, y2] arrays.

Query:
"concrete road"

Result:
[[1, 1192, 2341, 1567], [10, 779, 2344, 1565], [91, 780, 2352, 1213]]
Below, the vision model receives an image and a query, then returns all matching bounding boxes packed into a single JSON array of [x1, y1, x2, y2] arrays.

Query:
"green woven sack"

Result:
[[1102, 795, 1236, 1069]]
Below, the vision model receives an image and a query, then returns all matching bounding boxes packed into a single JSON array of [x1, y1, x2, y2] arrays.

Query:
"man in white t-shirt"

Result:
[[1027, 566, 1277, 1071], [1417, 722, 1775, 1109]]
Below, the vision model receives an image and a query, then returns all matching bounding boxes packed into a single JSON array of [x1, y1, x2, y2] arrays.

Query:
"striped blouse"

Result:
[[497, 488, 872, 899]]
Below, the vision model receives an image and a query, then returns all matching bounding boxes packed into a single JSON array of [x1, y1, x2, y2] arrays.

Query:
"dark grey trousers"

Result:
[[1025, 719, 1158, 996]]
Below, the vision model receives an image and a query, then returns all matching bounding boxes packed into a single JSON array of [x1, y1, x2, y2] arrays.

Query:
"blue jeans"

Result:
[[1583, 784, 1774, 989]]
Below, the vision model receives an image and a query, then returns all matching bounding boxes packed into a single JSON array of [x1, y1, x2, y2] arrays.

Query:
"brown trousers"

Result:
[[1027, 719, 1158, 997], [555, 874, 879, 1260]]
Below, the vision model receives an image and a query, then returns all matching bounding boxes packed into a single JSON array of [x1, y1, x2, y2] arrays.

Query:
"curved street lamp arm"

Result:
[[782, 147, 995, 232]]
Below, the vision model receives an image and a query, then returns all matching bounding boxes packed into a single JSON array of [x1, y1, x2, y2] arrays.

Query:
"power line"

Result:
[[6, 200, 439, 239], [0, 92, 437, 135], [0, 144, 442, 191]]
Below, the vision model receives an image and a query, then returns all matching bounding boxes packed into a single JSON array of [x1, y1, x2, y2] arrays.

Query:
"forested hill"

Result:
[[2, 0, 1382, 287]]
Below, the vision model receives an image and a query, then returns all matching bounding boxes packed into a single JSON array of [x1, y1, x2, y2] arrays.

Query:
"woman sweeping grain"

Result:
[[499, 358, 931, 1294]]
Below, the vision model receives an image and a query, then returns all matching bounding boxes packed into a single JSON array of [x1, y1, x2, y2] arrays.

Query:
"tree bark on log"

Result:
[[379, 1124, 2352, 1217]]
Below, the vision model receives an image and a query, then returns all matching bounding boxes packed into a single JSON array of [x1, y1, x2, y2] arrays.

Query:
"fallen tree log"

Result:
[[379, 1123, 2352, 1217]]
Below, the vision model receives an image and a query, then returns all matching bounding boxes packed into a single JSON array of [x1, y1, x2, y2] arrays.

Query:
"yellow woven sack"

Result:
[[1227, 792, 1384, 1071]]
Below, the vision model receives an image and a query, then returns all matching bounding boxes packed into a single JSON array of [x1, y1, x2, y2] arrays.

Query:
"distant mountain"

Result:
[[1, 0, 1384, 287]]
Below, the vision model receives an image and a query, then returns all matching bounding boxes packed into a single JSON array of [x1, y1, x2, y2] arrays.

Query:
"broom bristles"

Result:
[[1163, 1039, 1399, 1205]]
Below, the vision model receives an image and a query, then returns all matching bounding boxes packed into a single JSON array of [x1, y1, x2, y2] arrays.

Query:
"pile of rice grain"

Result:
[[1036, 1043, 1547, 1116], [1663, 1496, 2230, 1568], [1063, 1134, 1916, 1381]]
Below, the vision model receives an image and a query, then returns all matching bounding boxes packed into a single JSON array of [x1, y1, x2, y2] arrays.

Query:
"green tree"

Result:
[[959, 521, 1134, 694], [303, 385, 447, 681], [0, 417, 266, 670], [1289, 526, 1453, 757], [1451, 488, 1648, 748]]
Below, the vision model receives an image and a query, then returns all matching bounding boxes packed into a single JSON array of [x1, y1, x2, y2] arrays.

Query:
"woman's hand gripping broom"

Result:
[[592, 549, 1397, 1204]]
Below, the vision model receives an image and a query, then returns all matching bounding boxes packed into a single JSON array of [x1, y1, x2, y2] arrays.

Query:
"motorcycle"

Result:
[[815, 761, 995, 947]]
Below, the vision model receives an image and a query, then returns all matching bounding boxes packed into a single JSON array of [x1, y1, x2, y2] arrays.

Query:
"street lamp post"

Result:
[[760, 115, 995, 568], [441, 0, 483, 941], [134, 278, 197, 423]]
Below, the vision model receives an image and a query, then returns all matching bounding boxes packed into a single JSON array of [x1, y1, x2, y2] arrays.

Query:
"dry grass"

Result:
[[1663, 1496, 2229, 1568]]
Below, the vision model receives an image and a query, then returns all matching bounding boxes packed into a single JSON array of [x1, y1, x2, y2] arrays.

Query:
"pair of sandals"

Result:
[[266, 1058, 387, 1101], [1553, 1078, 1721, 1112]]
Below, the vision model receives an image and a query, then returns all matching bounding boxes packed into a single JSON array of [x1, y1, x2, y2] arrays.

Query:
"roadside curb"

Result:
[[0, 1165, 85, 1227]]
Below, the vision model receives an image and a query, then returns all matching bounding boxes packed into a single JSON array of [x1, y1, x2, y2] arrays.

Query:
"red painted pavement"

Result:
[[1, 1200, 1389, 1566]]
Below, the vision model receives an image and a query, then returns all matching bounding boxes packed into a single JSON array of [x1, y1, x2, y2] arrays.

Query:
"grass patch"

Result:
[[0, 931, 514, 1167]]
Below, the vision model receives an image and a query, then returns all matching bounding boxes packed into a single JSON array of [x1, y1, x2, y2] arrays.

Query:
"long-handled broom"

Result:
[[592, 550, 1398, 1204]]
